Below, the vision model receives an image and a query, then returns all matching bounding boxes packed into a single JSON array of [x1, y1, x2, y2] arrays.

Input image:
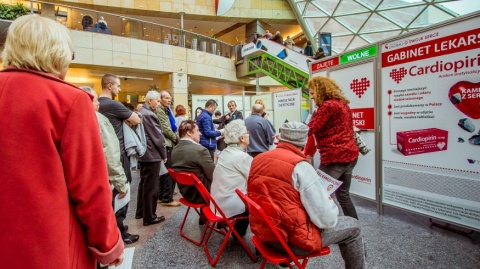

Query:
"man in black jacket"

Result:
[[213, 100, 243, 151], [136, 90, 167, 226]]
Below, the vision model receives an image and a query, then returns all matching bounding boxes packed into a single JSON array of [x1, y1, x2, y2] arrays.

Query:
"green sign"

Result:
[[340, 45, 377, 64]]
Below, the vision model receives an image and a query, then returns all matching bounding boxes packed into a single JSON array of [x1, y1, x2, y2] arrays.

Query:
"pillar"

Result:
[[245, 19, 271, 43], [170, 72, 189, 119], [41, 3, 56, 21], [179, 12, 186, 48]]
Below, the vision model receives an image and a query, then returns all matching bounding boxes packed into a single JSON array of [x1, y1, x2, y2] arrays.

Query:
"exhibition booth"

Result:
[[192, 12, 480, 231]]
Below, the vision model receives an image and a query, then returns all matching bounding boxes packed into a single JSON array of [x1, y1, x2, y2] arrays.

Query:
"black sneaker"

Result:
[[123, 233, 139, 244]]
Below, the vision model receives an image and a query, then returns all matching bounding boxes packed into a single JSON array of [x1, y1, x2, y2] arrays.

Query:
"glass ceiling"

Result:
[[288, 0, 480, 54]]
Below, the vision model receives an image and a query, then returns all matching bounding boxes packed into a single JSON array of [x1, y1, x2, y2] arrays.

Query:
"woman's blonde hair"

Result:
[[308, 76, 349, 106], [2, 15, 73, 77], [254, 99, 266, 110]]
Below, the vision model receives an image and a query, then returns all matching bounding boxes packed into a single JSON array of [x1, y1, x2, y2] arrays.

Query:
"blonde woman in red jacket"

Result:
[[305, 76, 360, 220], [0, 15, 124, 268]]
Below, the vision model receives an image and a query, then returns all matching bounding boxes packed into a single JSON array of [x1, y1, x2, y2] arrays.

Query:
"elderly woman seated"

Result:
[[210, 119, 252, 236]]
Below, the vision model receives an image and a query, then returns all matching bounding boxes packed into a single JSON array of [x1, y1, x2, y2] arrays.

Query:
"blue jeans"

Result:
[[320, 158, 358, 219]]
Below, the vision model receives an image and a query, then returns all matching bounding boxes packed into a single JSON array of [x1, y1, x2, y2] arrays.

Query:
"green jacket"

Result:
[[96, 112, 127, 193], [155, 106, 177, 147]]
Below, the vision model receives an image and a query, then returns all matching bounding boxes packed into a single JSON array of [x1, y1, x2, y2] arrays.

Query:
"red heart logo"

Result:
[[350, 78, 370, 98], [389, 68, 407, 83], [448, 81, 480, 119]]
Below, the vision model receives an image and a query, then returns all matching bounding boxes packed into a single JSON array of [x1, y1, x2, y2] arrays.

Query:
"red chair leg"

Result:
[[259, 259, 267, 269], [203, 221, 234, 266], [179, 207, 207, 246], [230, 226, 257, 263], [301, 257, 310, 268], [203, 219, 257, 267]]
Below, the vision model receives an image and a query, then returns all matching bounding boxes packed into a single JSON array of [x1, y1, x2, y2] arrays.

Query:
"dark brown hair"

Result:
[[178, 120, 197, 138], [101, 74, 118, 89]]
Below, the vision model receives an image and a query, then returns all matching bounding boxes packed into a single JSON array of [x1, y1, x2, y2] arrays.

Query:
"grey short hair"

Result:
[[78, 86, 96, 96], [2, 15, 73, 77], [145, 90, 160, 102], [224, 120, 247, 144]]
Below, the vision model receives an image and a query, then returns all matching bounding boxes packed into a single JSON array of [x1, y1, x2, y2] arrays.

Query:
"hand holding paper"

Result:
[[316, 169, 343, 195], [114, 183, 131, 213]]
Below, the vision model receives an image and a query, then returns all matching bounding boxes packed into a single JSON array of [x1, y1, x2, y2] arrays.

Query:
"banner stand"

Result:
[[308, 12, 480, 231], [429, 218, 474, 236]]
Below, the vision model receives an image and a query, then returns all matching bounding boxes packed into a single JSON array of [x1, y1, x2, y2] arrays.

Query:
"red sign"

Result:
[[311, 57, 339, 73], [351, 107, 374, 130], [382, 28, 480, 68]]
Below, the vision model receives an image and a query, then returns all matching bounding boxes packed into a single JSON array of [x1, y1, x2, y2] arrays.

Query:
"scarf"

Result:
[[166, 107, 177, 132]]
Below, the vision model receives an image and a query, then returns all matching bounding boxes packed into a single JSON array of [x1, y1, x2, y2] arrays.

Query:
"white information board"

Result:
[[329, 61, 376, 200], [250, 93, 274, 126], [380, 16, 480, 229], [191, 95, 223, 120], [273, 89, 302, 131]]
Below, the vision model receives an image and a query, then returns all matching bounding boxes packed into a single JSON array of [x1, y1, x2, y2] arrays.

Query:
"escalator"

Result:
[[236, 38, 312, 98]]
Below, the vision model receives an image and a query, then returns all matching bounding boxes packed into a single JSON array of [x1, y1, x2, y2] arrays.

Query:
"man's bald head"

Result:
[[252, 104, 264, 114]]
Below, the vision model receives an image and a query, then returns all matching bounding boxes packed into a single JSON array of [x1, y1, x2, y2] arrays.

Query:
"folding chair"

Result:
[[236, 189, 330, 269], [168, 168, 208, 246], [182, 171, 258, 266]]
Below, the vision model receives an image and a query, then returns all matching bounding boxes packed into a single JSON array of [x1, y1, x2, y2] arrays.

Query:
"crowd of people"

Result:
[[252, 30, 327, 60], [2, 14, 365, 269]]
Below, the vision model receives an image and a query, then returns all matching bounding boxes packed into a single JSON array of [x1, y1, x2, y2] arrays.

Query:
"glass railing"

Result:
[[26, 1, 236, 60]]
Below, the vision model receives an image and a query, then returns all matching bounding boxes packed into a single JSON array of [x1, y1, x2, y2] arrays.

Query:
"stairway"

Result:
[[236, 38, 312, 99]]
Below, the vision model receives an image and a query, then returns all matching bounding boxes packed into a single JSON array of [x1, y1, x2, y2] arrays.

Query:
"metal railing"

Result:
[[27, 0, 236, 60]]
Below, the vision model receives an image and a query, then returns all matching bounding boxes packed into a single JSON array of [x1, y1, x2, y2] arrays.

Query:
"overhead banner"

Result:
[[380, 16, 480, 229], [319, 32, 332, 56], [311, 56, 339, 75], [191, 95, 223, 120], [330, 61, 376, 200], [242, 38, 312, 72], [273, 89, 302, 131]]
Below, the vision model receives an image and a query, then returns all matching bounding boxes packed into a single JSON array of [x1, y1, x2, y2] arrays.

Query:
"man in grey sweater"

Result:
[[244, 104, 275, 158]]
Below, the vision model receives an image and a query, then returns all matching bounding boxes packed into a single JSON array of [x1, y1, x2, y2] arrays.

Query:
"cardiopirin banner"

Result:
[[380, 16, 480, 229]]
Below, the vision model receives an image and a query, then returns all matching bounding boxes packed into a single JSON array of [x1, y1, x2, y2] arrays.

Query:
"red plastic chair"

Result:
[[168, 169, 257, 266], [235, 189, 330, 269], [191, 171, 257, 266], [168, 168, 208, 246]]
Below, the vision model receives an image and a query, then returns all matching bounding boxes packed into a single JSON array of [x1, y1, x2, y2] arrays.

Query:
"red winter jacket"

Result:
[[248, 142, 322, 252], [0, 68, 123, 269], [307, 99, 358, 165]]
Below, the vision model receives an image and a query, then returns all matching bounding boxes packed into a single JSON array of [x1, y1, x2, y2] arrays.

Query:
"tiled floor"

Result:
[[124, 170, 480, 269]]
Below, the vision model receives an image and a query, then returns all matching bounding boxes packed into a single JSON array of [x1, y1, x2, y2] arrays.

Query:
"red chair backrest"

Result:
[[168, 168, 196, 186], [168, 168, 229, 220], [235, 189, 304, 265]]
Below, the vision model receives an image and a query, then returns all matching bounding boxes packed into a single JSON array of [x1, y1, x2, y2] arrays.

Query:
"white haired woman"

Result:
[[211, 119, 252, 236], [0, 15, 124, 268]]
